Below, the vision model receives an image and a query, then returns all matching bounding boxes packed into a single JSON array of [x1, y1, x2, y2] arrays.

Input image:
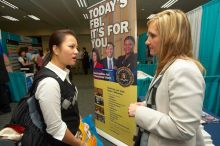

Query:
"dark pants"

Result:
[[82, 60, 88, 74], [0, 83, 11, 113]]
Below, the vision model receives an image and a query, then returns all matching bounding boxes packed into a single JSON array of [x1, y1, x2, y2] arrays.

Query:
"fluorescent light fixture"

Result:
[[76, 0, 87, 7], [79, 0, 84, 7], [166, 0, 178, 8], [147, 14, 155, 19], [2, 16, 19, 21], [82, 0, 87, 7], [83, 14, 88, 19], [76, 0, 81, 7], [0, 0, 18, 9], [28, 15, 40, 20], [161, 0, 178, 8], [87, 0, 105, 9]]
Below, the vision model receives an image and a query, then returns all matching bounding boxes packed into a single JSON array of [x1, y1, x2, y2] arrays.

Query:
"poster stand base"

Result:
[[96, 128, 128, 146]]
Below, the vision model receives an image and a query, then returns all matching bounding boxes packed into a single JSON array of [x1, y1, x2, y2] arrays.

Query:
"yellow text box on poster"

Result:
[[94, 79, 137, 146]]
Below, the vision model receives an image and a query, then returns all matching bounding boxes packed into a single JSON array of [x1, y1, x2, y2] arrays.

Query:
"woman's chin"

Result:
[[69, 61, 76, 66], [150, 51, 155, 56]]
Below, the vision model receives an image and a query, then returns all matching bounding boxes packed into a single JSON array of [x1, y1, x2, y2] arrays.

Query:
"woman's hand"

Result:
[[136, 102, 145, 106], [128, 103, 138, 117], [128, 102, 145, 117]]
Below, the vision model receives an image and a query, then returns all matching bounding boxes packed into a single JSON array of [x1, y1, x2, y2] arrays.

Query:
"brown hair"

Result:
[[92, 48, 101, 62], [18, 47, 28, 56]]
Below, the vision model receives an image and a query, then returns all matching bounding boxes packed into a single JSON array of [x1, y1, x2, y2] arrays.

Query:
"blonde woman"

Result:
[[128, 9, 205, 146]]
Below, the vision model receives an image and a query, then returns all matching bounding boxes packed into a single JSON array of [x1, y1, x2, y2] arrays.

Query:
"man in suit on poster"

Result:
[[101, 42, 117, 70]]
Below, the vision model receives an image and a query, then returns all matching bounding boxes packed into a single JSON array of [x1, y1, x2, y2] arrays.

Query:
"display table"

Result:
[[203, 112, 220, 146], [137, 70, 153, 101], [8, 72, 33, 102]]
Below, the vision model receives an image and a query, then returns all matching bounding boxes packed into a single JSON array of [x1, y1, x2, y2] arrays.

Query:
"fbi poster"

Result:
[[88, 0, 137, 145]]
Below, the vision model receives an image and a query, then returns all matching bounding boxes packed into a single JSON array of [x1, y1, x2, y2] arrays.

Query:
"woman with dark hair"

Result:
[[18, 47, 34, 73], [92, 48, 103, 69], [117, 35, 137, 72], [35, 29, 84, 146]]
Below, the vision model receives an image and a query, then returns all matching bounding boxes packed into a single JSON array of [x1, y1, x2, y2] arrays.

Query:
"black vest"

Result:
[[19, 56, 28, 67], [60, 79, 80, 135], [34, 67, 80, 146]]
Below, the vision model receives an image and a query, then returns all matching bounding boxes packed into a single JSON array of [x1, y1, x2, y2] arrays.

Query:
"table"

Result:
[[203, 112, 220, 146]]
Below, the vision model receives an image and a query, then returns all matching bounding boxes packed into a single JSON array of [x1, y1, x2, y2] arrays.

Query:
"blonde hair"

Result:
[[147, 9, 205, 75]]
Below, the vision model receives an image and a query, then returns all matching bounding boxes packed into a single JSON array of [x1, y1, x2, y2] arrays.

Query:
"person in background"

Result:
[[128, 9, 205, 146], [0, 53, 11, 115], [26, 46, 33, 61], [92, 48, 103, 70], [82, 47, 89, 74], [36, 49, 44, 71], [117, 36, 137, 72], [35, 29, 84, 146], [101, 42, 117, 70], [76, 48, 83, 73], [18, 47, 34, 73]]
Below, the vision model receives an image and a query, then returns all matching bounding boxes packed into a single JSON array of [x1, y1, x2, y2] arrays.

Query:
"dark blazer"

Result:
[[117, 52, 137, 72], [0, 54, 9, 83], [101, 57, 117, 69]]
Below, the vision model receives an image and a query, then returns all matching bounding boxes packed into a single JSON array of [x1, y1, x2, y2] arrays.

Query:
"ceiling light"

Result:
[[0, 0, 18, 9], [161, 0, 178, 8], [76, 0, 87, 7], [147, 14, 155, 19], [87, 0, 105, 9], [76, 0, 81, 7], [82, 0, 87, 7], [79, 0, 84, 7], [28, 15, 40, 20], [2, 16, 19, 21]]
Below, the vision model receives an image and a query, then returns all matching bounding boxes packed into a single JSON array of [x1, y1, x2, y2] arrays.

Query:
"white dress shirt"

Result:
[[107, 57, 113, 69], [35, 62, 71, 140]]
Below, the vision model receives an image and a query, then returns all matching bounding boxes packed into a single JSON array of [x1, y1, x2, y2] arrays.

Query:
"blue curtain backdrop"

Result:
[[199, 0, 220, 76], [203, 76, 220, 116], [199, 0, 220, 116], [138, 32, 147, 64]]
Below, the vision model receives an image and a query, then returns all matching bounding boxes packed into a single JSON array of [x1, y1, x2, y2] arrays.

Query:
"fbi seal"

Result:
[[116, 67, 134, 87]]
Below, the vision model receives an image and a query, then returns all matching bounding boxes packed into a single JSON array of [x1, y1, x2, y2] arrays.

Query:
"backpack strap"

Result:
[[29, 67, 64, 95], [31, 67, 77, 108], [25, 68, 65, 132]]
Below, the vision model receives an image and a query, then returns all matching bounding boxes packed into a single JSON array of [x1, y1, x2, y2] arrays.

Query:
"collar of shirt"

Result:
[[45, 62, 70, 81], [107, 57, 113, 61]]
